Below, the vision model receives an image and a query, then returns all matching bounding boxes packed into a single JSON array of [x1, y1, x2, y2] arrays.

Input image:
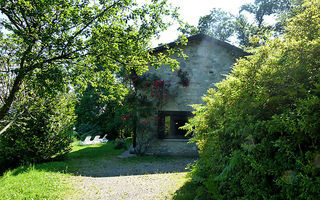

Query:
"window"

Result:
[[158, 111, 193, 139]]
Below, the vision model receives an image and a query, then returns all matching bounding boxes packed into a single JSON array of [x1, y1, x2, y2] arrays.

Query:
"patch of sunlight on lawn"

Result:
[[0, 166, 74, 200], [67, 142, 125, 160]]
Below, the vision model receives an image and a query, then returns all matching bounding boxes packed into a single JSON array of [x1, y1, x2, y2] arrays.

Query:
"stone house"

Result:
[[134, 33, 248, 156]]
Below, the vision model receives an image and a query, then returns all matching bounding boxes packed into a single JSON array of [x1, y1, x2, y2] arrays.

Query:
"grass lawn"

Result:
[[0, 166, 73, 200], [0, 142, 127, 200], [0, 141, 193, 200]]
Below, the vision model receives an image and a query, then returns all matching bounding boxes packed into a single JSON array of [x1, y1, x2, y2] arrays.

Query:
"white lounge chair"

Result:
[[92, 135, 101, 144], [100, 134, 108, 143], [82, 136, 93, 145]]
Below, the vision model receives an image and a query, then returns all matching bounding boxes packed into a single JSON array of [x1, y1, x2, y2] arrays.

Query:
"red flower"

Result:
[[140, 120, 149, 125], [160, 80, 164, 86], [145, 82, 151, 87]]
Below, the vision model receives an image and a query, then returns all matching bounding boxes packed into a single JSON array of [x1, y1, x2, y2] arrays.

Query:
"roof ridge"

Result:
[[152, 33, 247, 55]]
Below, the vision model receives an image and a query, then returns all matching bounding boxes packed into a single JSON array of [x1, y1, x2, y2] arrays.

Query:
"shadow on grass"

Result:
[[7, 142, 197, 178], [172, 180, 198, 200]]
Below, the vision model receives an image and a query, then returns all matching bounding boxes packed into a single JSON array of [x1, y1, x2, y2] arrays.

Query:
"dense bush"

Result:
[[75, 84, 134, 141], [75, 123, 102, 141], [185, 1, 320, 199], [0, 93, 75, 170], [113, 138, 127, 150]]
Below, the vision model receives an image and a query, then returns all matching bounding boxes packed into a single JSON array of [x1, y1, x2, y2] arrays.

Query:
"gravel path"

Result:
[[72, 172, 188, 200], [69, 157, 195, 200]]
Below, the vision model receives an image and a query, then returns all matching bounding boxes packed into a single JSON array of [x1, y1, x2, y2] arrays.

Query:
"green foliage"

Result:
[[240, 0, 294, 27], [0, 1, 186, 169], [197, 0, 302, 47], [76, 123, 102, 141], [185, 0, 320, 199], [0, 92, 75, 170], [113, 138, 127, 150], [0, 0, 184, 121], [75, 82, 134, 140], [172, 180, 198, 200], [75, 85, 104, 128], [132, 72, 171, 108], [198, 8, 236, 42]]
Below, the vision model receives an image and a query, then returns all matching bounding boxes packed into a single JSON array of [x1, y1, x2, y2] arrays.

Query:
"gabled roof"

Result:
[[152, 33, 249, 57]]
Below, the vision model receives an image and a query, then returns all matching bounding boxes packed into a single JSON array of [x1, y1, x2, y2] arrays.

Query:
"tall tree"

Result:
[[0, 0, 182, 122], [240, 0, 303, 28], [196, 0, 302, 47], [198, 8, 236, 42]]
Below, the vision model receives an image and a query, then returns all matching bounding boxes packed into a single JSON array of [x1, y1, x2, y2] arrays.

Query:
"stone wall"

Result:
[[150, 38, 239, 112], [136, 37, 244, 156], [145, 139, 198, 157]]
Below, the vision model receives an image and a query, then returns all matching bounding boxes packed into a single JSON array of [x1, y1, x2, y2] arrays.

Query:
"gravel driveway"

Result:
[[69, 157, 196, 200]]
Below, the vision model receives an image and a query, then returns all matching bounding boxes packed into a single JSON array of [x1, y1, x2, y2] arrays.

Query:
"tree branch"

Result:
[[0, 71, 24, 120], [66, 0, 122, 47], [0, 9, 24, 33], [0, 110, 23, 135], [0, 41, 34, 121]]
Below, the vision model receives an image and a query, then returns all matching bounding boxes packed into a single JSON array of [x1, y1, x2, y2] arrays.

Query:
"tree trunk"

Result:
[[0, 72, 24, 121]]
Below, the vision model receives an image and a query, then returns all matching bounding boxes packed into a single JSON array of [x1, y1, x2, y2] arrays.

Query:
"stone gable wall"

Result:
[[136, 38, 241, 156], [151, 38, 237, 111]]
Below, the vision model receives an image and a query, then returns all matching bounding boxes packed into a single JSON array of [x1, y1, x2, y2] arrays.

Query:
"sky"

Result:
[[152, 0, 254, 46]]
